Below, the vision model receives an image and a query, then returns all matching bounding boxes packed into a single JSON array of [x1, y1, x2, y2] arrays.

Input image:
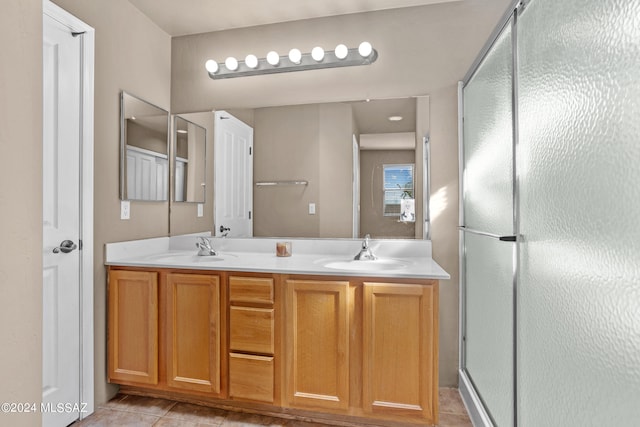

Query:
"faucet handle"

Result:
[[196, 236, 209, 247], [196, 236, 217, 256], [354, 234, 376, 261]]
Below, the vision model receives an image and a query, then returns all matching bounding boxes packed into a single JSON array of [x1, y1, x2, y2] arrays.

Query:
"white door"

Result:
[[214, 111, 253, 237], [43, 12, 82, 427]]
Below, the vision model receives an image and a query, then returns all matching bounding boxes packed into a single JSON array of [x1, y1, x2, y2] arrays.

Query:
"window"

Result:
[[383, 164, 414, 216]]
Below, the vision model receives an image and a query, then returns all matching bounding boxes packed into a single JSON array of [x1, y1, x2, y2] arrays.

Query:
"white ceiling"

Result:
[[128, 0, 462, 37], [350, 97, 416, 134]]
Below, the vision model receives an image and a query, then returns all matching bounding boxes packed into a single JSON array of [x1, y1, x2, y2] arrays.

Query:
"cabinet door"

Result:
[[108, 270, 158, 385], [285, 279, 349, 411], [166, 273, 221, 394], [363, 282, 438, 423]]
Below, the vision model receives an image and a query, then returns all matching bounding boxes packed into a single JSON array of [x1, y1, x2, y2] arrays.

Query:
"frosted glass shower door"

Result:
[[517, 0, 640, 424], [461, 19, 515, 427]]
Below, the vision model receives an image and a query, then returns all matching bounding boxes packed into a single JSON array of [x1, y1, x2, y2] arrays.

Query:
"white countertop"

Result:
[[105, 234, 450, 280]]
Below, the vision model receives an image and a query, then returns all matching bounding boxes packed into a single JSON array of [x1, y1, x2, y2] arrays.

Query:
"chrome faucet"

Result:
[[354, 234, 377, 261], [196, 236, 218, 256]]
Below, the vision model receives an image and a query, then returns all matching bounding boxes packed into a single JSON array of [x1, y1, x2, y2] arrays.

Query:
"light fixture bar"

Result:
[[207, 47, 378, 80]]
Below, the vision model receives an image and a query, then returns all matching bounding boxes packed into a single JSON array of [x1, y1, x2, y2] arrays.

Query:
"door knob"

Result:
[[219, 225, 231, 233], [53, 240, 78, 254]]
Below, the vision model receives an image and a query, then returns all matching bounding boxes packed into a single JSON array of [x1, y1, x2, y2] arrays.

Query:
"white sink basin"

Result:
[[322, 258, 409, 272]]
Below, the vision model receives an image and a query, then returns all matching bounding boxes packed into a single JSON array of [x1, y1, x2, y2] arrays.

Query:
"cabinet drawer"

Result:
[[229, 276, 274, 305], [229, 353, 274, 403], [230, 306, 275, 354]]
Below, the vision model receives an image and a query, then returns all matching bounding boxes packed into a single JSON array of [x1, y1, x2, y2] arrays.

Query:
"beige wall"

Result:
[[0, 1, 43, 425], [360, 150, 417, 239], [253, 103, 353, 237], [318, 103, 354, 238], [224, 109, 255, 128], [52, 0, 172, 405], [429, 85, 462, 386], [126, 120, 168, 154]]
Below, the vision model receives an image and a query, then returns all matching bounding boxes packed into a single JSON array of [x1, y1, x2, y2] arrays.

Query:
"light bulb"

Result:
[[225, 56, 238, 71], [205, 59, 219, 74], [335, 44, 348, 59], [266, 51, 280, 66], [358, 41, 373, 57], [245, 54, 258, 69], [288, 48, 302, 64], [311, 46, 325, 62]]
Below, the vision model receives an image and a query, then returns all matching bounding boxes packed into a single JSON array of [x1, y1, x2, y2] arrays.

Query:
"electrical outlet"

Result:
[[197, 203, 204, 217], [120, 200, 130, 220], [309, 203, 316, 215]]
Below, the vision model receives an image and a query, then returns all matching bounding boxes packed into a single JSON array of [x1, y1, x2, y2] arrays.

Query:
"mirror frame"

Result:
[[173, 115, 207, 204], [120, 91, 170, 201]]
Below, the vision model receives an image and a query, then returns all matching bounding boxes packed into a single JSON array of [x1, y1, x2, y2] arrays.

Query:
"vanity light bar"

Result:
[[205, 42, 378, 80]]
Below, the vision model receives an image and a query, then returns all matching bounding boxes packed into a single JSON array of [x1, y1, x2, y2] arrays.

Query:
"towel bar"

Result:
[[255, 180, 308, 187]]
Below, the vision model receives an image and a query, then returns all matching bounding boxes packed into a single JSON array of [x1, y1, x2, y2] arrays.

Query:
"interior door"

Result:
[[42, 12, 82, 427], [214, 111, 253, 237]]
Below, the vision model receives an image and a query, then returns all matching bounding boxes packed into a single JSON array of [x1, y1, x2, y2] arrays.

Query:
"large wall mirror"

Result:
[[120, 91, 170, 201], [174, 116, 206, 203], [171, 96, 430, 240]]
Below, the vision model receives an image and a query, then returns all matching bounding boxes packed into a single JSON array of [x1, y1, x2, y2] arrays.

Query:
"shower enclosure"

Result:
[[459, 0, 640, 425]]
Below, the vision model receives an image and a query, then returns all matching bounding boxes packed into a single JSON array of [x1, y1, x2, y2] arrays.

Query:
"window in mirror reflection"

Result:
[[174, 116, 206, 203], [383, 164, 414, 218], [120, 91, 169, 201]]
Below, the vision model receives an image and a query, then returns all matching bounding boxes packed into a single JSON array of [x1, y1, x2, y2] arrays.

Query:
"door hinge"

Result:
[[249, 211, 252, 219], [249, 147, 252, 155], [79, 239, 83, 250]]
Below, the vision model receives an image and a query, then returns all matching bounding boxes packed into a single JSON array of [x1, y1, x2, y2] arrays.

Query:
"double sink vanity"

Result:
[[105, 234, 448, 426]]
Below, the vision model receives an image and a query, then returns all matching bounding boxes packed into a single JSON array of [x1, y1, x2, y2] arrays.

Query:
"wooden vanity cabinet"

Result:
[[108, 269, 159, 385], [108, 267, 439, 426]]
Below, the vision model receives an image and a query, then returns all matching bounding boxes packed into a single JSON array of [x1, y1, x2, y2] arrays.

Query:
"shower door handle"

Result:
[[458, 226, 517, 242]]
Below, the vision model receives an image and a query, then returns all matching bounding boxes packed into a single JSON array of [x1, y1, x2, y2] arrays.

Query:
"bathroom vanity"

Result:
[[105, 236, 448, 426]]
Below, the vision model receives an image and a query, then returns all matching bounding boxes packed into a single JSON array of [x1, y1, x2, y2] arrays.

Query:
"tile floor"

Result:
[[73, 388, 471, 427]]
